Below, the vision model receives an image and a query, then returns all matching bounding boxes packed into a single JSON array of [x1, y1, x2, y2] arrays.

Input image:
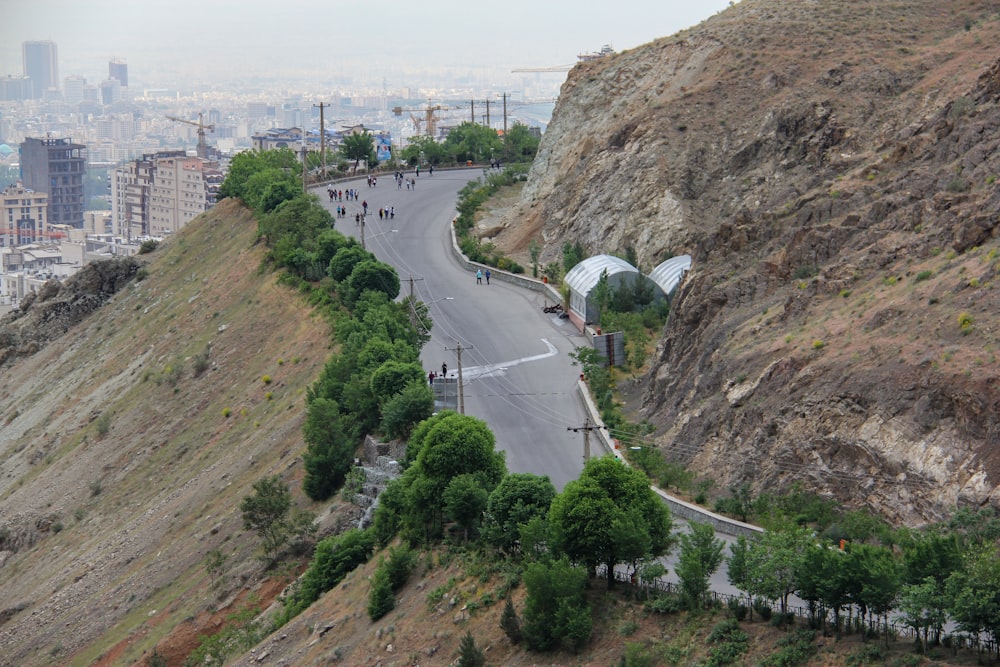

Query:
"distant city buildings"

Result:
[[1, 183, 49, 247], [19, 137, 87, 229], [111, 151, 221, 238], [22, 40, 58, 99]]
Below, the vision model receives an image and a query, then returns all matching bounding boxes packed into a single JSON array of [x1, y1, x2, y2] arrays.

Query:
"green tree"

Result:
[[899, 576, 949, 654], [219, 147, 300, 203], [676, 521, 725, 610], [301, 397, 355, 501], [240, 476, 293, 560], [345, 259, 400, 306], [282, 528, 375, 620], [549, 456, 673, 588], [442, 121, 502, 163], [444, 473, 490, 542], [482, 473, 557, 556], [504, 122, 540, 162], [382, 543, 417, 591], [843, 543, 901, 641], [795, 543, 852, 635], [340, 131, 376, 169], [522, 557, 591, 652], [369, 360, 425, 405], [457, 630, 486, 667], [945, 546, 1000, 650], [328, 244, 373, 281], [399, 135, 447, 166], [728, 526, 810, 615], [396, 411, 507, 542], [380, 380, 434, 440], [368, 567, 395, 620], [562, 241, 584, 274], [500, 595, 522, 644]]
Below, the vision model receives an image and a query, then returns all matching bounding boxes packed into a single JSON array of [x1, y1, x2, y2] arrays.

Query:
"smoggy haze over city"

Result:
[[2, 0, 733, 93]]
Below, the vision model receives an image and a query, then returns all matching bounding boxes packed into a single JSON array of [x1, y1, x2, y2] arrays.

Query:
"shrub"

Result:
[[958, 312, 974, 334], [261, 375, 272, 384], [139, 239, 160, 254], [645, 593, 685, 614], [812, 340, 825, 350], [500, 596, 522, 643], [95, 412, 112, 437], [367, 568, 395, 621], [914, 270, 933, 282]]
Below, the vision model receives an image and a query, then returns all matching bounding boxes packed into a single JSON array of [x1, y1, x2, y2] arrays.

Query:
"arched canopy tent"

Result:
[[649, 255, 691, 302], [564, 254, 639, 326]]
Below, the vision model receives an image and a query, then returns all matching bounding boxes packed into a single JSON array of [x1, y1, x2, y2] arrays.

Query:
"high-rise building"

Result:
[[99, 78, 122, 105], [112, 152, 219, 238], [109, 58, 128, 88], [22, 41, 58, 99], [1, 183, 49, 247], [0, 75, 32, 102], [19, 137, 86, 229], [63, 75, 86, 106]]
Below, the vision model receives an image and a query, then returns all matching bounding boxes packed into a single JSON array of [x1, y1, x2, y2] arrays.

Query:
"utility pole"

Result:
[[360, 214, 366, 250], [502, 93, 509, 162], [407, 275, 425, 300], [485, 99, 491, 127], [445, 341, 473, 414], [567, 418, 603, 462], [470, 99, 475, 124], [313, 102, 327, 180], [300, 130, 308, 193]]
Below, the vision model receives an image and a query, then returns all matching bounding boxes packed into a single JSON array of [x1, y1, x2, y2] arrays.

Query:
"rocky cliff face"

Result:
[[502, 0, 1000, 524], [0, 257, 141, 367]]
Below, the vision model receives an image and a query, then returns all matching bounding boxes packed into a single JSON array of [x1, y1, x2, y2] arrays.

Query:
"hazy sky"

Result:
[[1, 0, 733, 91]]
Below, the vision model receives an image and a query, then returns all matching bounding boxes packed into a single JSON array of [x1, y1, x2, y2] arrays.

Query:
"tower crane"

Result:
[[392, 102, 460, 138], [166, 112, 215, 159]]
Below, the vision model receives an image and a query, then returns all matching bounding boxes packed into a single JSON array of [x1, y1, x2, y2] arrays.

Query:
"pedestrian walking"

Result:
[[441, 362, 448, 377], [485, 269, 491, 285], [476, 269, 483, 284], [428, 370, 436, 385], [390, 206, 395, 219], [429, 165, 434, 176]]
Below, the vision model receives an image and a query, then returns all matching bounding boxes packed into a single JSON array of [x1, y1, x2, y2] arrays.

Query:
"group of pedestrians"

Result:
[[378, 206, 395, 220], [327, 188, 362, 202], [476, 268, 491, 285]]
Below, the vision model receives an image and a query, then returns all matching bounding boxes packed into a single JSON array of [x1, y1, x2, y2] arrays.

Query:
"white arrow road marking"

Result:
[[462, 339, 559, 380]]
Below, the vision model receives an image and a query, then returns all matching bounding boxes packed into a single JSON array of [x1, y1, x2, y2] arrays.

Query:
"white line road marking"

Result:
[[462, 339, 559, 380]]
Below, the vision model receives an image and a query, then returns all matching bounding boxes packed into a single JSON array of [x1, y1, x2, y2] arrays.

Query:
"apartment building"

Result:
[[112, 151, 220, 238], [19, 137, 86, 229], [1, 183, 49, 247]]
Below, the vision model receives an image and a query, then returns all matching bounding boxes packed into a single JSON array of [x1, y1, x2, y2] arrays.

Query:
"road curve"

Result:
[[316, 172, 589, 490]]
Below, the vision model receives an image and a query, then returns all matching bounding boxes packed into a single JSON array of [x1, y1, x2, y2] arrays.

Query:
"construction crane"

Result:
[[392, 102, 460, 138], [166, 112, 215, 159]]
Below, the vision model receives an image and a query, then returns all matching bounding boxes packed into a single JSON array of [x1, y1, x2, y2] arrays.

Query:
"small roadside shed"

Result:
[[649, 255, 691, 302], [564, 254, 639, 327]]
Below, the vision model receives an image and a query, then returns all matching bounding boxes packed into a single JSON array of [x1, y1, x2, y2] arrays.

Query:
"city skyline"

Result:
[[2, 0, 734, 92]]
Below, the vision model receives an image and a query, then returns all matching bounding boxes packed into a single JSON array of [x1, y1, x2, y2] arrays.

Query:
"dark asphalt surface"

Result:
[[317, 171, 589, 490]]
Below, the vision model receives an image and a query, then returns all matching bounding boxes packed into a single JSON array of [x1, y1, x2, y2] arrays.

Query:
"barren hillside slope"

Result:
[[0, 199, 333, 666]]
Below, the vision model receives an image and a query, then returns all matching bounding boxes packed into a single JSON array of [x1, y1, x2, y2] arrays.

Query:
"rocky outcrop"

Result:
[[0, 257, 141, 367], [505, 0, 1000, 523]]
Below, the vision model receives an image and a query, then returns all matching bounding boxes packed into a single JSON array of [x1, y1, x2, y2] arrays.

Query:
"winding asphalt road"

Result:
[[316, 171, 589, 491]]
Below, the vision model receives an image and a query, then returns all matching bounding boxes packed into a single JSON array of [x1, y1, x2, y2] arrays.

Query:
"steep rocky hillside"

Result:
[[0, 200, 336, 665], [492, 0, 1000, 524]]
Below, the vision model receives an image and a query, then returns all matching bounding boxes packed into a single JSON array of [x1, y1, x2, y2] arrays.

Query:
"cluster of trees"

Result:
[[219, 150, 436, 505], [399, 121, 539, 167], [726, 511, 1000, 652]]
